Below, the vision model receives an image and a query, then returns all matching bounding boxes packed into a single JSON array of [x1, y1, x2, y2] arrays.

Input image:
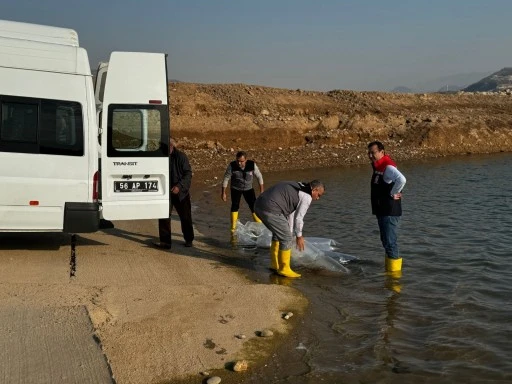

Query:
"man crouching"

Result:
[[254, 180, 325, 278]]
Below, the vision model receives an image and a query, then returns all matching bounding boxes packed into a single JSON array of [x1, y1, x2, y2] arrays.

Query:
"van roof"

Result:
[[0, 19, 79, 47], [0, 19, 90, 75]]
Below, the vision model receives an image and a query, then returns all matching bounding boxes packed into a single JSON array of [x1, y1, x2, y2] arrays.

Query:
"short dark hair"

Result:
[[310, 179, 325, 191], [236, 151, 247, 159], [368, 141, 384, 151]]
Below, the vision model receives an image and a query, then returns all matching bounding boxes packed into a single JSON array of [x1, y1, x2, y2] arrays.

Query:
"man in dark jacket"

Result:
[[154, 139, 194, 248]]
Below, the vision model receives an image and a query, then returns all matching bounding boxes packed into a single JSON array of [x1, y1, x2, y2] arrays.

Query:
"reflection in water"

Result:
[[385, 271, 402, 294], [268, 273, 293, 287], [192, 153, 512, 383], [381, 287, 409, 374]]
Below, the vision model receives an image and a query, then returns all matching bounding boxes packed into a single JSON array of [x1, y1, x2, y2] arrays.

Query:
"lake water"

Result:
[[192, 153, 512, 384]]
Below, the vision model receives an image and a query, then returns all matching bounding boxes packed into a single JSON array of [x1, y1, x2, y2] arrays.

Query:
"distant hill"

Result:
[[463, 68, 512, 92], [391, 86, 414, 93], [390, 72, 491, 93]]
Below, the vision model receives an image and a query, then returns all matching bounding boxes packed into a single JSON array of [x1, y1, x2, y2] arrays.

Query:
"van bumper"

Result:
[[63, 202, 100, 233]]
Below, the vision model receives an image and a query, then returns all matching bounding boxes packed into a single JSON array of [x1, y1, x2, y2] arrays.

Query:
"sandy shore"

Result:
[[0, 219, 308, 384]]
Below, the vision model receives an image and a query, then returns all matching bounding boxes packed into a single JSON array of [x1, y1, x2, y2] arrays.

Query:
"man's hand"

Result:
[[296, 236, 305, 252], [171, 186, 180, 195], [392, 192, 402, 200], [221, 191, 227, 202]]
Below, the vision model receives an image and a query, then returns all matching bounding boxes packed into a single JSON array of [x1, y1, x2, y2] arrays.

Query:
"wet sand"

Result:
[[0, 220, 307, 384]]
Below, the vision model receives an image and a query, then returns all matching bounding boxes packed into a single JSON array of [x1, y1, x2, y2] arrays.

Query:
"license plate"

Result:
[[114, 180, 158, 192]]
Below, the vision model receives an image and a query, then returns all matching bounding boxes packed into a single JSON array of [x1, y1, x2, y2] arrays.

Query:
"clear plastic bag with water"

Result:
[[234, 221, 357, 273]]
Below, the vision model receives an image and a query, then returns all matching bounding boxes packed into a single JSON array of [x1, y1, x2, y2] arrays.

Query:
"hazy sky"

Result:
[[1, 0, 511, 91]]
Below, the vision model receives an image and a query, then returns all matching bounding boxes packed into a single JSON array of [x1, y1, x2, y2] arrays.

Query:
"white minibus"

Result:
[[0, 19, 170, 232]]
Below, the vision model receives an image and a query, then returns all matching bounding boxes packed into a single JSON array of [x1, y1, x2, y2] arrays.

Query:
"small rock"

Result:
[[233, 360, 249, 372], [207, 376, 222, 384], [283, 312, 294, 320], [235, 334, 246, 339], [260, 329, 274, 337], [200, 371, 209, 376]]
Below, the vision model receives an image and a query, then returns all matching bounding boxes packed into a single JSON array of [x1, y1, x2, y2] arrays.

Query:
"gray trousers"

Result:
[[254, 205, 292, 250]]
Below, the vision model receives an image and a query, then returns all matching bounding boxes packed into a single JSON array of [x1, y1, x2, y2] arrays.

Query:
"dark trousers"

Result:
[[158, 193, 194, 244], [230, 188, 257, 212]]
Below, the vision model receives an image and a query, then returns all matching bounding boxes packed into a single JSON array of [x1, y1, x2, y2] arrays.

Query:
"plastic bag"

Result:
[[234, 222, 357, 273]]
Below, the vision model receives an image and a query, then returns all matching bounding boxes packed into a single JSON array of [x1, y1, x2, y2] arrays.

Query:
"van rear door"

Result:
[[99, 52, 169, 220]]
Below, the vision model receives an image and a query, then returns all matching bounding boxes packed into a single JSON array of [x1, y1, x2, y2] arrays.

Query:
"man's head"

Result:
[[236, 151, 247, 168], [310, 179, 325, 201], [367, 141, 385, 162]]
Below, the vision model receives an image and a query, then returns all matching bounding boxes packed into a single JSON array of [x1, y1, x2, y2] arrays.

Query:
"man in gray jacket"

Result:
[[254, 180, 325, 278]]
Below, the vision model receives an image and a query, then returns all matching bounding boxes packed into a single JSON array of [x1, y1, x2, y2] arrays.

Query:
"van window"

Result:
[[107, 104, 168, 157], [112, 109, 144, 150], [98, 71, 107, 103], [1, 102, 38, 142], [0, 96, 84, 156]]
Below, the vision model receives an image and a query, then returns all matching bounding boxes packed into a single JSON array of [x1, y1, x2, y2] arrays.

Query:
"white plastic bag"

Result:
[[234, 222, 357, 273]]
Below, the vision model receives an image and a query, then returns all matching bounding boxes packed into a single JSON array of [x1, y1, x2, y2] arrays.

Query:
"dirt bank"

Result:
[[168, 82, 512, 174]]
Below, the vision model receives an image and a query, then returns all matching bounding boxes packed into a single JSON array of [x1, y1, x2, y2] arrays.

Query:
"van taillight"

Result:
[[93, 171, 99, 201]]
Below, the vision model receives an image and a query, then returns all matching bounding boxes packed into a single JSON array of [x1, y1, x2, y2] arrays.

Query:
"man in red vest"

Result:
[[368, 141, 407, 274]]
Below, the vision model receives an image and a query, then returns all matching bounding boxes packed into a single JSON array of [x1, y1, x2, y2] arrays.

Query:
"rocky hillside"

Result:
[[464, 68, 512, 92], [168, 82, 512, 173]]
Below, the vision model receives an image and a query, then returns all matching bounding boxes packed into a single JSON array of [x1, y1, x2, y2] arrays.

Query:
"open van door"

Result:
[[99, 52, 170, 220]]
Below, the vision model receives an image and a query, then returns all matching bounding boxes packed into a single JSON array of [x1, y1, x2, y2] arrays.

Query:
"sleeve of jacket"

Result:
[[293, 191, 312, 237], [178, 152, 193, 192], [222, 164, 232, 188]]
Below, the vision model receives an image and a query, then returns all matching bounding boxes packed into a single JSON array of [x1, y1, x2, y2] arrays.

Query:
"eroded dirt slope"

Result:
[[168, 82, 512, 173]]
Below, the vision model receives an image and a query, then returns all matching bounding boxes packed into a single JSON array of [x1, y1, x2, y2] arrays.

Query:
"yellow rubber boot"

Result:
[[252, 212, 262, 223], [385, 257, 402, 278], [277, 249, 301, 278], [230, 211, 238, 233], [270, 241, 279, 271]]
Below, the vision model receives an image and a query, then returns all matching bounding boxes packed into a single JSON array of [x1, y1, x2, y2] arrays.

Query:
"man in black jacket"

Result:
[[154, 139, 194, 249]]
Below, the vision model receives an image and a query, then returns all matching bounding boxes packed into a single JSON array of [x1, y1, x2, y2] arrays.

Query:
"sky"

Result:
[[1, 0, 511, 91]]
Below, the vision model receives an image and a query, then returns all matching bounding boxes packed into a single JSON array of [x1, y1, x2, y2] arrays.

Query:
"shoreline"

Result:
[[0, 221, 308, 384], [93, 224, 310, 384], [186, 142, 511, 187], [177, 137, 511, 176]]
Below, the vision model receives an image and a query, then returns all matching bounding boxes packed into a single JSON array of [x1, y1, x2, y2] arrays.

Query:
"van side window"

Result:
[[0, 96, 84, 156], [1, 102, 38, 143], [40, 100, 83, 155], [98, 71, 107, 103]]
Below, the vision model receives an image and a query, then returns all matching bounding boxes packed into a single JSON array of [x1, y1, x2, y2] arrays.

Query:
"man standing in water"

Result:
[[367, 141, 406, 273], [254, 180, 325, 278], [221, 151, 264, 234]]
